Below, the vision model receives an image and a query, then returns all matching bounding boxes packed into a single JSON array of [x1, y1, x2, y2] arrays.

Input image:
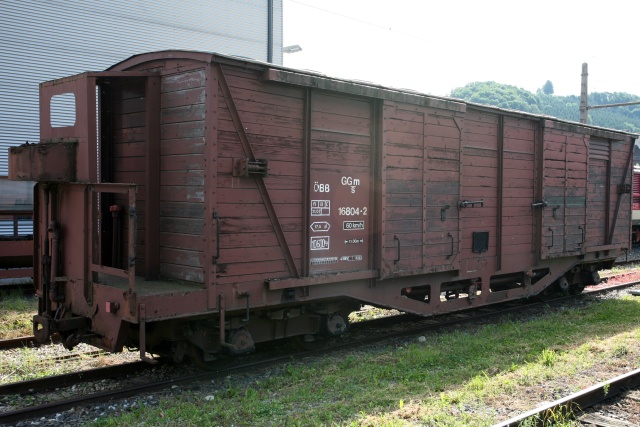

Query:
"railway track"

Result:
[[0, 281, 35, 296], [1, 279, 638, 425], [614, 245, 640, 267], [0, 334, 65, 351], [0, 335, 36, 350], [0, 268, 635, 353], [579, 389, 640, 426], [496, 369, 640, 427]]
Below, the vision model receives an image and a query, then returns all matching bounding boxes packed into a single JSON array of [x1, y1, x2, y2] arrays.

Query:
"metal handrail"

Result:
[[85, 183, 138, 293]]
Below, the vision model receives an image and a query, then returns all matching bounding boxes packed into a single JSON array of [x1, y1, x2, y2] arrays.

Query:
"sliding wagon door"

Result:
[[308, 92, 373, 274], [540, 129, 587, 259]]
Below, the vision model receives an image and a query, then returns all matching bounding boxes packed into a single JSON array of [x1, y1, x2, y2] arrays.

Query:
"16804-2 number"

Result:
[[338, 207, 367, 216]]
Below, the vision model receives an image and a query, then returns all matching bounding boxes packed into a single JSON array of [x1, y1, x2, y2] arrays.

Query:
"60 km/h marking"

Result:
[[343, 221, 365, 230]]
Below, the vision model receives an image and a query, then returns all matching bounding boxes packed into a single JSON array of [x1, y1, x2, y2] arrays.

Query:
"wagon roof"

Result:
[[109, 50, 638, 140]]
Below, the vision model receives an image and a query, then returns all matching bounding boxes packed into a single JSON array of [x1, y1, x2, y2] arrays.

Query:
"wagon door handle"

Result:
[[578, 225, 584, 245], [459, 199, 483, 209], [213, 210, 220, 264], [394, 235, 400, 265], [532, 200, 548, 209], [447, 232, 454, 259], [547, 227, 554, 249]]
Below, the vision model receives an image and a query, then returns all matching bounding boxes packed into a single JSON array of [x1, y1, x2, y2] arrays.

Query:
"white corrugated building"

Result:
[[1, 0, 283, 176], [0, 0, 283, 234]]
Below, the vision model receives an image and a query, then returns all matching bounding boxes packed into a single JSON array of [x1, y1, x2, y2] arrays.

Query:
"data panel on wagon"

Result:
[[308, 93, 372, 274]]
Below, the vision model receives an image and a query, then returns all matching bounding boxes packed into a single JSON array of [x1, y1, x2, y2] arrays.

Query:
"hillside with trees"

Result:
[[449, 81, 640, 134]]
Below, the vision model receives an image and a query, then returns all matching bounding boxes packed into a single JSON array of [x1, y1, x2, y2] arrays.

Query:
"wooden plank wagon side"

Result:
[[9, 51, 636, 362]]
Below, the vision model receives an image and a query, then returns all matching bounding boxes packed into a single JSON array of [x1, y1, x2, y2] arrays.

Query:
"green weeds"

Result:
[[538, 348, 559, 367], [519, 403, 581, 427], [87, 295, 640, 426], [0, 290, 36, 339]]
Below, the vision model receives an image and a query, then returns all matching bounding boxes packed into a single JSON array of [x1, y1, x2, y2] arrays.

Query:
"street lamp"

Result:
[[283, 45, 302, 54]]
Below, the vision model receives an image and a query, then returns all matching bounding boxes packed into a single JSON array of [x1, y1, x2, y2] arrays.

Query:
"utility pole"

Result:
[[579, 62, 640, 124], [579, 63, 588, 123]]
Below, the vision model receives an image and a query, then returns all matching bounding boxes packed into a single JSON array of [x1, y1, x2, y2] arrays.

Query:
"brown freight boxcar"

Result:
[[8, 51, 637, 363]]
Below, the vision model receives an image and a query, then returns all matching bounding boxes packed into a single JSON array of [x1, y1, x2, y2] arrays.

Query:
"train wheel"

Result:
[[226, 328, 255, 355], [556, 276, 570, 292], [587, 271, 600, 286], [322, 313, 348, 336]]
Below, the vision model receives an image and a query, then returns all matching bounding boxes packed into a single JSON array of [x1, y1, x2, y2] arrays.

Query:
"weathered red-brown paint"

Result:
[[8, 50, 636, 356]]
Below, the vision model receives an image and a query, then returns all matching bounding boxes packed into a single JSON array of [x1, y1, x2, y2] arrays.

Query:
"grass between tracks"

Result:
[[89, 291, 640, 427], [0, 291, 134, 384], [0, 290, 36, 339]]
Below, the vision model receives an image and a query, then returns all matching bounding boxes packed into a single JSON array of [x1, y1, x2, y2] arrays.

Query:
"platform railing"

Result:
[[86, 183, 138, 293]]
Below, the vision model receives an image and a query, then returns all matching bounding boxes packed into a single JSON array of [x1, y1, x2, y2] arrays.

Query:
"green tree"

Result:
[[542, 80, 554, 95], [450, 81, 640, 132]]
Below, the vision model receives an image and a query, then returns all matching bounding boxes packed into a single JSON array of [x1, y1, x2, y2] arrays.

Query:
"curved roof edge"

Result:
[[105, 50, 639, 139], [107, 50, 216, 71]]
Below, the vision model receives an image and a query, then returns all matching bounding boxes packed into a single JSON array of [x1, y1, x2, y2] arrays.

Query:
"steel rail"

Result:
[[0, 335, 36, 350], [0, 273, 634, 354], [0, 334, 61, 351], [1, 279, 638, 425], [350, 279, 640, 346], [0, 361, 153, 395], [350, 278, 640, 335], [0, 353, 329, 425], [493, 369, 640, 427], [0, 363, 177, 425], [0, 282, 35, 294]]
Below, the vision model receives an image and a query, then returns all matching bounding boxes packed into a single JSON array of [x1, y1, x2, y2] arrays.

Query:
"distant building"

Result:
[[0, 0, 282, 238], [0, 0, 283, 176]]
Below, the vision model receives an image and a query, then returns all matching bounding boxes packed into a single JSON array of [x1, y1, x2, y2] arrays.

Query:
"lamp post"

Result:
[[283, 45, 302, 54]]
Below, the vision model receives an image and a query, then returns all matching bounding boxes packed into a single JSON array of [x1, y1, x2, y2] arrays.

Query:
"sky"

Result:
[[282, 0, 639, 98]]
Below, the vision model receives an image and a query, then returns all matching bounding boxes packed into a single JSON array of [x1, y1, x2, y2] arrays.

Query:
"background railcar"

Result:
[[8, 51, 637, 363], [632, 166, 640, 243], [0, 178, 33, 280]]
